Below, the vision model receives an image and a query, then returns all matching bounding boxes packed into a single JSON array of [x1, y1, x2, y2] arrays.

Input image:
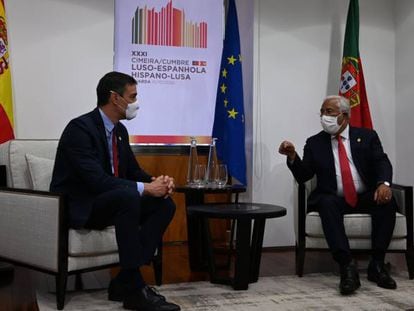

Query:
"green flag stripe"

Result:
[[343, 0, 359, 58]]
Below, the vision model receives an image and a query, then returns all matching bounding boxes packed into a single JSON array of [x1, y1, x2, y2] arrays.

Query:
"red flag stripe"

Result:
[[0, 104, 14, 144]]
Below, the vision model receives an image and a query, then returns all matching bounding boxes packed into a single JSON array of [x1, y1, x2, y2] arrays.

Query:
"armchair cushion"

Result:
[[2, 140, 58, 189], [24, 153, 119, 257], [68, 227, 118, 256], [306, 211, 407, 239], [25, 153, 54, 191]]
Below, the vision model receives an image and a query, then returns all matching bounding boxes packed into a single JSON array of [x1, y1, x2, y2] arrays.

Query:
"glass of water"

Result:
[[214, 164, 228, 188], [193, 164, 206, 188]]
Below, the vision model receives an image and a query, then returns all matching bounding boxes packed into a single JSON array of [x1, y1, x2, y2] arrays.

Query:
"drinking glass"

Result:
[[215, 164, 228, 188], [193, 164, 206, 188]]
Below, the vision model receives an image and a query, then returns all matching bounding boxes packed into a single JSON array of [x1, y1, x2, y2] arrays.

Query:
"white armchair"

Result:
[[0, 139, 162, 309], [294, 177, 414, 278]]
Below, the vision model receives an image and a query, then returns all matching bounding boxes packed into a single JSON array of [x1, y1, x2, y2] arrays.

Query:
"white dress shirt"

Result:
[[331, 125, 366, 196]]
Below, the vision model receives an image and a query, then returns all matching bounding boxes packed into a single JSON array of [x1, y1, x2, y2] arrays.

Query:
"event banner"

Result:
[[114, 0, 224, 144]]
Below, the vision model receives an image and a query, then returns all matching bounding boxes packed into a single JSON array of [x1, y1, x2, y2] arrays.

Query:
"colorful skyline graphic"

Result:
[[131, 0, 207, 48]]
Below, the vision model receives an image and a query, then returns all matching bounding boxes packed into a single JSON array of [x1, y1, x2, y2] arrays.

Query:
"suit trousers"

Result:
[[84, 188, 176, 269], [309, 191, 397, 265]]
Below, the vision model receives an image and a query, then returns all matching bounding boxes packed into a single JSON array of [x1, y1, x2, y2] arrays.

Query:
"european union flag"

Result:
[[212, 0, 246, 185]]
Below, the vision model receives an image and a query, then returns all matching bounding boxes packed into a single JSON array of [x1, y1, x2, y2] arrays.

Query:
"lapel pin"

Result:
[[119, 137, 122, 141], [357, 138, 361, 143]]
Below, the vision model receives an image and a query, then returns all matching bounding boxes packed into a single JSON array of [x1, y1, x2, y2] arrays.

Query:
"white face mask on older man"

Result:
[[320, 114, 343, 135]]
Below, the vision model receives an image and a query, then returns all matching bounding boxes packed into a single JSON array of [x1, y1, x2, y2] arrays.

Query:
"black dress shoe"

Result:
[[108, 278, 166, 303], [123, 286, 180, 311], [339, 262, 361, 295], [108, 278, 130, 302], [145, 286, 167, 302], [367, 261, 397, 289]]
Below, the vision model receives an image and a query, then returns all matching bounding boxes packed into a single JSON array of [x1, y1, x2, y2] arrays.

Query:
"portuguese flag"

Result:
[[0, 0, 15, 143], [339, 0, 373, 129]]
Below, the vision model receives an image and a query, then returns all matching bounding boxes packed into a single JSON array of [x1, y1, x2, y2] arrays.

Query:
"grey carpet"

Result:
[[37, 273, 414, 310]]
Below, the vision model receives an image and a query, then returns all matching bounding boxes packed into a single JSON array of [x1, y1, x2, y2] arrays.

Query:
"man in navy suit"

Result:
[[279, 95, 397, 295], [51, 71, 180, 311]]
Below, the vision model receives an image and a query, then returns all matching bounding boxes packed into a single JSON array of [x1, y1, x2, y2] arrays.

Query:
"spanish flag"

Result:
[[0, 0, 14, 143]]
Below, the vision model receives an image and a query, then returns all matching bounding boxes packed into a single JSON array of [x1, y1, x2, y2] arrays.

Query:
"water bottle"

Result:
[[186, 137, 199, 186], [205, 137, 218, 187]]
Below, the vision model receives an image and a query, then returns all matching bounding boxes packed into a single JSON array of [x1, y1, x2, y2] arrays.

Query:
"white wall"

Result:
[[254, 0, 396, 246], [395, 1, 414, 186], [7, 0, 114, 138]]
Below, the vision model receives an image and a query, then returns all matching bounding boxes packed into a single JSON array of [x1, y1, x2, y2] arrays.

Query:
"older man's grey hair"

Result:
[[323, 95, 351, 116]]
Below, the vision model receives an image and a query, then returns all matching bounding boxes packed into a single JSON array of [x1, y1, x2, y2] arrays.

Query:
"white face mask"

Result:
[[320, 114, 342, 135], [111, 91, 140, 120], [125, 101, 139, 120]]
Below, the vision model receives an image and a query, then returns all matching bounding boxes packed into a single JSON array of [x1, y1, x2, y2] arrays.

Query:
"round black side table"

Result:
[[175, 184, 246, 271], [187, 202, 287, 290]]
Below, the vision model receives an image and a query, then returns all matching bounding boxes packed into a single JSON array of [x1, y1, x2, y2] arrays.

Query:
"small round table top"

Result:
[[187, 202, 287, 220]]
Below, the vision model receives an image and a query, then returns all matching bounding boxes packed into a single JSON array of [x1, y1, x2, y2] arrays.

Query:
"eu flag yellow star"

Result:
[[220, 83, 227, 94], [227, 108, 238, 119], [227, 55, 237, 65], [212, 0, 246, 185]]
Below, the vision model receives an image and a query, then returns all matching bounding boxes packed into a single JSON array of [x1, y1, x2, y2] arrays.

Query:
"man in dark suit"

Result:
[[279, 95, 397, 295], [50, 71, 180, 311]]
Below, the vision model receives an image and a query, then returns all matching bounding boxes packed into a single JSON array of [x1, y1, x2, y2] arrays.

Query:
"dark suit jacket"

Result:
[[50, 108, 152, 228], [287, 126, 393, 206]]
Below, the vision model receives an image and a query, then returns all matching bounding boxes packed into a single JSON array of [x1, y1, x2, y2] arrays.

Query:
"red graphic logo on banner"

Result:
[[132, 0, 208, 48]]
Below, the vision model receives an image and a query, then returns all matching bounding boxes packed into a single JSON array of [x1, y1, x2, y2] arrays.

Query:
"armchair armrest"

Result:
[[391, 184, 413, 249], [0, 165, 6, 187], [295, 182, 308, 247], [0, 187, 67, 272], [391, 184, 413, 215]]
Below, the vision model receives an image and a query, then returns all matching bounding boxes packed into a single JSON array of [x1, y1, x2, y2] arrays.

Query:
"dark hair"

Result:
[[96, 71, 137, 106]]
